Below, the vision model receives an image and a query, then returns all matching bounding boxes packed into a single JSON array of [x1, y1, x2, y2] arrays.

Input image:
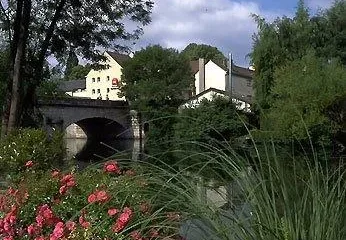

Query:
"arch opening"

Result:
[[67, 117, 129, 140]]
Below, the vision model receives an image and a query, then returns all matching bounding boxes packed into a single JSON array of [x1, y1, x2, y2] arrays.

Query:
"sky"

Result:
[[130, 0, 334, 67]]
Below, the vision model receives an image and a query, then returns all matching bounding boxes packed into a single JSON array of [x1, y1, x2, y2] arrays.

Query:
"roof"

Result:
[[58, 79, 86, 92], [187, 87, 252, 104], [190, 59, 254, 79], [106, 51, 131, 67], [231, 64, 254, 79], [190, 60, 200, 75]]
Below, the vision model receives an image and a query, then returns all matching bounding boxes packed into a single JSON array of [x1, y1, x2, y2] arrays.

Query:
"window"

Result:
[[92, 78, 95, 83], [92, 89, 95, 94], [107, 88, 110, 93], [107, 76, 110, 81], [97, 77, 100, 82], [97, 89, 100, 94]]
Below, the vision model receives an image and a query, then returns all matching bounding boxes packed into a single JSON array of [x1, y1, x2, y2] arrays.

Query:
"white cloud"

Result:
[[130, 0, 281, 67], [307, 0, 333, 10]]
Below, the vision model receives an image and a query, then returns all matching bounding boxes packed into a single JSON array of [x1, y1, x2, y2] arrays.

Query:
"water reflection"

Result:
[[65, 138, 139, 166]]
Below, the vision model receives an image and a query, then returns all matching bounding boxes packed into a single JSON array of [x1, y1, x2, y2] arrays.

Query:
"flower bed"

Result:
[[0, 160, 182, 240]]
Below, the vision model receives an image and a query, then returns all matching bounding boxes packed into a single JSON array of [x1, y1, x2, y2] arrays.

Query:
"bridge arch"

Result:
[[38, 98, 134, 140], [65, 117, 129, 140]]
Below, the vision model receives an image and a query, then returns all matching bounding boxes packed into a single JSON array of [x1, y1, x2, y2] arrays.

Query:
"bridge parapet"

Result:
[[38, 98, 129, 109]]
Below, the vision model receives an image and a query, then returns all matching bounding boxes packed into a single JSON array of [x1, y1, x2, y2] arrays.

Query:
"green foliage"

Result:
[[0, 128, 64, 177], [175, 96, 248, 144], [263, 52, 346, 144], [36, 80, 66, 98], [120, 45, 194, 145], [65, 64, 92, 81], [181, 43, 227, 65], [251, 0, 346, 109]]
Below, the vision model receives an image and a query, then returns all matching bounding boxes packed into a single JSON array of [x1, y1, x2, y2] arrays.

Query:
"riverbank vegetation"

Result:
[[0, 0, 345, 239]]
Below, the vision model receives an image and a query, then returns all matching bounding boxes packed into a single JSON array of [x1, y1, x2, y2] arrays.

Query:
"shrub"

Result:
[[0, 128, 64, 178], [0, 160, 181, 240]]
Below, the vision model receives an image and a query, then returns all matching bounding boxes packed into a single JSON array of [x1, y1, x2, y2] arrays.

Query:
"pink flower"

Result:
[[25, 160, 34, 168], [66, 221, 76, 232], [87, 190, 110, 204], [50, 222, 64, 239], [87, 193, 97, 203], [79, 213, 90, 229], [27, 224, 37, 235], [103, 161, 121, 174], [107, 208, 118, 216], [112, 207, 133, 233], [4, 236, 14, 240], [59, 185, 67, 195]]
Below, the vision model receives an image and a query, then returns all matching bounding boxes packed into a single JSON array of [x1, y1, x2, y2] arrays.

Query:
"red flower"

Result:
[[50, 222, 65, 239], [107, 208, 118, 216], [112, 207, 133, 233], [87, 193, 97, 203], [66, 221, 76, 232], [87, 190, 110, 204], [103, 161, 121, 174], [96, 190, 109, 202], [79, 215, 90, 229], [25, 160, 34, 168], [27, 224, 39, 235]]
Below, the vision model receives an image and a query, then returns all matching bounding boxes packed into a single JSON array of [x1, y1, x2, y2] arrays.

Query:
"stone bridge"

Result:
[[38, 98, 137, 139]]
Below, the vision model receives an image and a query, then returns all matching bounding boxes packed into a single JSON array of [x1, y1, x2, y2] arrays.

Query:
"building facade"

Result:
[[62, 51, 130, 101]]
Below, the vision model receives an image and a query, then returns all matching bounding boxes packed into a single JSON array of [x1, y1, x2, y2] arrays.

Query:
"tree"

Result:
[[174, 96, 248, 144], [263, 52, 346, 145], [0, 0, 153, 138], [181, 43, 227, 65], [65, 64, 92, 81], [120, 45, 194, 143], [64, 50, 79, 79]]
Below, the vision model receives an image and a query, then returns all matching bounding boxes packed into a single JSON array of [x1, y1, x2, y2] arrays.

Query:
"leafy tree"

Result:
[[263, 52, 346, 145], [65, 64, 92, 81], [64, 50, 79, 79], [174, 96, 248, 144], [0, 0, 153, 137], [120, 45, 193, 143], [181, 43, 227, 65]]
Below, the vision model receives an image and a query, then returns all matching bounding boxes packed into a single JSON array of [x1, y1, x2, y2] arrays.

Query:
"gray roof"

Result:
[[232, 65, 254, 79], [58, 79, 86, 92], [106, 51, 130, 67]]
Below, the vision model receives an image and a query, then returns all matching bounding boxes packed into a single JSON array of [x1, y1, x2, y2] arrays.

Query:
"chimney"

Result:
[[198, 58, 205, 93]]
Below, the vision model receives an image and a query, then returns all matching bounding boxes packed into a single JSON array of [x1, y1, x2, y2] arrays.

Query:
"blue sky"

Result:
[[130, 0, 334, 67]]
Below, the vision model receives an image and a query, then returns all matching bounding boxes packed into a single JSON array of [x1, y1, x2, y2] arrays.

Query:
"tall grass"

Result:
[[130, 140, 346, 240]]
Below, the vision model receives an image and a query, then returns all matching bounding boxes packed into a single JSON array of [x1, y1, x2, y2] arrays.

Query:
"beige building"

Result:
[[86, 51, 129, 100], [62, 51, 130, 101]]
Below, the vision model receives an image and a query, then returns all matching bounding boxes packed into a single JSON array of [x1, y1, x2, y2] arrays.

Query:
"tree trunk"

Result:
[[7, 0, 31, 134], [20, 0, 66, 122], [0, 0, 24, 139]]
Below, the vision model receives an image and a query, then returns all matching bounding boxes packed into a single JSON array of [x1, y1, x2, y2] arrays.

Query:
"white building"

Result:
[[183, 58, 254, 111]]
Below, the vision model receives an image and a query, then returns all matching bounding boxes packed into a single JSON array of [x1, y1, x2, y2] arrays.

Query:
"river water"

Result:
[[65, 138, 141, 168]]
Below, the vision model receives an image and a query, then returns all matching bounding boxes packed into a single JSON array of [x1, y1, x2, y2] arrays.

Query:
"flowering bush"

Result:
[[0, 128, 64, 177], [0, 160, 182, 239]]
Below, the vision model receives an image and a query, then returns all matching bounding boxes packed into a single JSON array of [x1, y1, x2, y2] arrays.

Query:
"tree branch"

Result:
[[0, 0, 12, 42]]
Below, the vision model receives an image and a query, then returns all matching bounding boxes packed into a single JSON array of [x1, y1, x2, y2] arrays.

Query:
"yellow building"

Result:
[[85, 51, 130, 101]]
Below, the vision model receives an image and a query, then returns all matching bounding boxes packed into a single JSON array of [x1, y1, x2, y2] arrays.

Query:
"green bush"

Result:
[[0, 128, 64, 177]]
